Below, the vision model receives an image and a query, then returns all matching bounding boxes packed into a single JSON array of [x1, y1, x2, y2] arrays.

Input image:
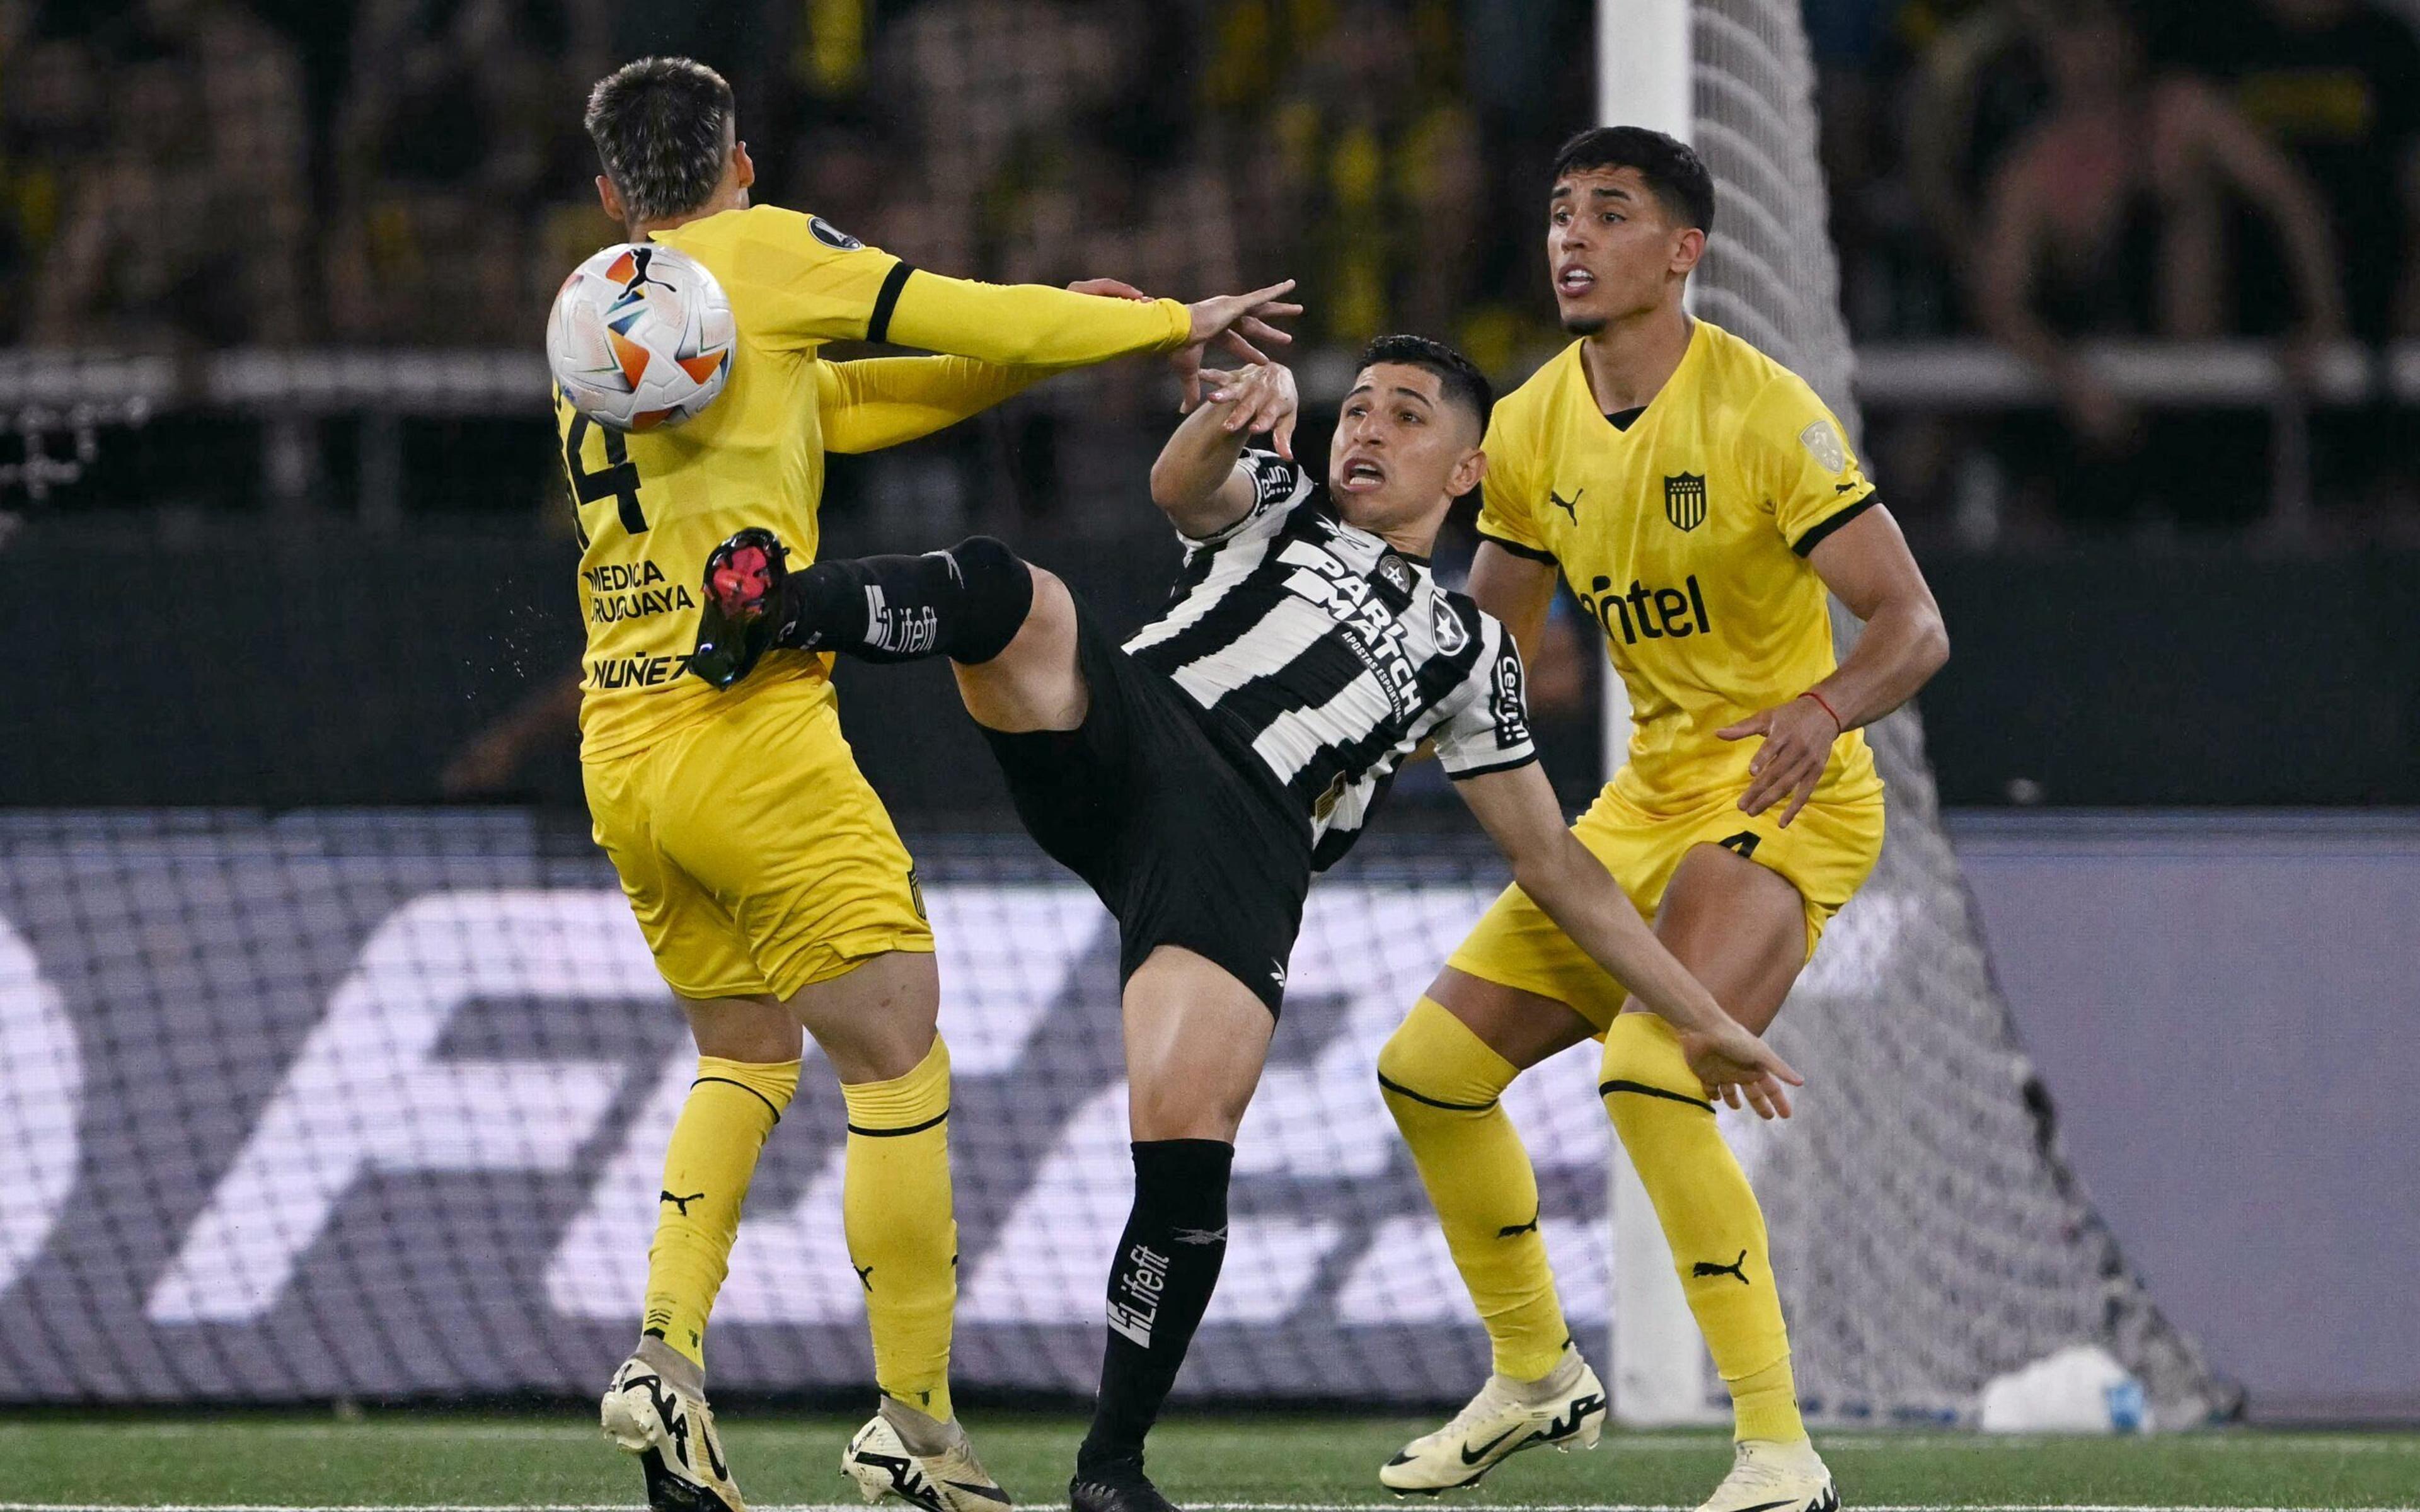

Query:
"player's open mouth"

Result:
[[1340, 458, 1386, 491], [1557, 265, 1596, 295]]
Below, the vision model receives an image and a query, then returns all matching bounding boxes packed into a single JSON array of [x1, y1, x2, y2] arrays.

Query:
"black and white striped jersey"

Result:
[[1125, 450, 1538, 868]]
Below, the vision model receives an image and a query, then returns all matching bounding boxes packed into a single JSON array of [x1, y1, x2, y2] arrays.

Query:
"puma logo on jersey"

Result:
[[1548, 486, 1584, 522]]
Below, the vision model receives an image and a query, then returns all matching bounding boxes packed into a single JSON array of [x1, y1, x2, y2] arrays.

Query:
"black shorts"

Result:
[[981, 602, 1313, 1014]]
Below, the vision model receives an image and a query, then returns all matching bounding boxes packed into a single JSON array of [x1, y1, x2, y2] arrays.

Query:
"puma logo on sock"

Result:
[[1692, 1249, 1751, 1285], [1498, 1208, 1541, 1238], [659, 1189, 705, 1216]]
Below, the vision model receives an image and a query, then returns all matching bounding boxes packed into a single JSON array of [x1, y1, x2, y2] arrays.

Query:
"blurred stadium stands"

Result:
[[4, 0, 2419, 807]]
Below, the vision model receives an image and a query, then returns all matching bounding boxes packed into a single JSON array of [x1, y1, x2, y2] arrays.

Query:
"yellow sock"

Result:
[[1599, 1012, 1804, 1443], [644, 1055, 801, 1368], [1378, 997, 1570, 1382], [842, 1035, 957, 1423]]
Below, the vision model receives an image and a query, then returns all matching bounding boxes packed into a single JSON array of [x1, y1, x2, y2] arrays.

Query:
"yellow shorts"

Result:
[[1446, 781, 1885, 1031], [582, 679, 933, 1001]]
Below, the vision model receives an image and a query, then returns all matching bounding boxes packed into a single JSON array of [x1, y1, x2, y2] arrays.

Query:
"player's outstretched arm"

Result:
[[884, 268, 1300, 397], [1719, 504, 1949, 825], [1454, 759, 1806, 1119], [1147, 360, 1299, 539], [1466, 542, 1562, 672], [817, 281, 1169, 453]]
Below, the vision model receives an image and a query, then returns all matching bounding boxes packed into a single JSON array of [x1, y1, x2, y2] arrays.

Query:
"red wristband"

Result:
[[1800, 689, 1843, 733]]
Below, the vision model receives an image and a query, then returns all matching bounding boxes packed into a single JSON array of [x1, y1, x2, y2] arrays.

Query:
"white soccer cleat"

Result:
[[1693, 1438, 1840, 1512], [1379, 1354, 1607, 1494], [599, 1353, 745, 1512], [843, 1412, 1012, 1512]]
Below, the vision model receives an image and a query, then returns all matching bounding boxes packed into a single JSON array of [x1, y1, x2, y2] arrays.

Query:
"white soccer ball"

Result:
[[547, 243, 735, 432]]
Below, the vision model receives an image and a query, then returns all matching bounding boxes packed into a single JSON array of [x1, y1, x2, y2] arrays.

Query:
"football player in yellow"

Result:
[[568, 58, 1298, 1512], [1375, 128, 1949, 1512]]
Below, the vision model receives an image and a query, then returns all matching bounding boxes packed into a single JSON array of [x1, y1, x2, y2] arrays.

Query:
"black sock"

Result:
[[786, 536, 1034, 664], [1078, 1139, 1234, 1469]]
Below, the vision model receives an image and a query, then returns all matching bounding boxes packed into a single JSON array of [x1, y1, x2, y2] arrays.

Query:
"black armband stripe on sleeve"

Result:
[[1444, 751, 1540, 782], [1792, 494, 1878, 557], [1477, 528, 1557, 564], [865, 260, 916, 344]]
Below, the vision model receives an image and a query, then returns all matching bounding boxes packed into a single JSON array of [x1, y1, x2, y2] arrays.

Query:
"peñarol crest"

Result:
[[1663, 471, 1707, 531]]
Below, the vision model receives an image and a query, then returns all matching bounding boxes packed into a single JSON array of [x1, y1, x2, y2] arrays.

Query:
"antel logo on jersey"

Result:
[[1579, 574, 1712, 646]]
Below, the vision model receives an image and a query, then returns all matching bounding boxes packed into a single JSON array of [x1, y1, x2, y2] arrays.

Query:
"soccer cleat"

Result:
[[842, 1412, 1013, 1512], [1068, 1455, 1178, 1512], [1692, 1438, 1839, 1512], [599, 1354, 745, 1512], [1378, 1355, 1607, 1494], [690, 527, 797, 689]]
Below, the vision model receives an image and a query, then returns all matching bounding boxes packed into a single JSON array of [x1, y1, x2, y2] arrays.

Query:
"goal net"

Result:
[[1666, 0, 2234, 1426]]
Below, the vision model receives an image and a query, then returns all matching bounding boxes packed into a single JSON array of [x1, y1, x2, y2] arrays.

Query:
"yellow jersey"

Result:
[[559, 204, 1192, 761], [1475, 319, 1882, 811]]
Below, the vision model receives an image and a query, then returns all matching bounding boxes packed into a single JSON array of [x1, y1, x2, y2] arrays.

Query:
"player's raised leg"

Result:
[[1375, 982, 1607, 1494], [1599, 842, 1833, 1512]]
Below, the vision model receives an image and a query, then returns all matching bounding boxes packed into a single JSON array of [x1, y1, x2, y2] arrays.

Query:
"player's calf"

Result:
[[691, 529, 1034, 688]]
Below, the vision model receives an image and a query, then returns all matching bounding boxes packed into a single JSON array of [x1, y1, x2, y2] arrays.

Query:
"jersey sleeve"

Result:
[[1434, 615, 1540, 781], [882, 269, 1191, 367], [708, 206, 911, 350], [1743, 370, 1877, 556], [1180, 449, 1315, 549], [815, 355, 1046, 454], [1472, 408, 1553, 563]]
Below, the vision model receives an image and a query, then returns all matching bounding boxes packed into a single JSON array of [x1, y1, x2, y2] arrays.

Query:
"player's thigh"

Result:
[[1426, 967, 1600, 1072], [584, 753, 770, 1001], [655, 690, 936, 1004], [683, 992, 802, 1063], [1632, 843, 1808, 1034], [1122, 944, 1278, 1142], [952, 566, 1087, 733], [784, 948, 942, 1085], [1439, 794, 1667, 1046]]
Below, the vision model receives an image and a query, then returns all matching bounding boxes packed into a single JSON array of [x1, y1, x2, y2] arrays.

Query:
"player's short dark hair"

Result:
[[584, 57, 735, 224], [1551, 125, 1716, 234], [1356, 335, 1493, 437]]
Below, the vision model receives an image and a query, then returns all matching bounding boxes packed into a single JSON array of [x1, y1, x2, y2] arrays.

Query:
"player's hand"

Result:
[[1678, 1019, 1804, 1121], [1178, 279, 1302, 410], [1201, 360, 1299, 459], [1718, 693, 1841, 827]]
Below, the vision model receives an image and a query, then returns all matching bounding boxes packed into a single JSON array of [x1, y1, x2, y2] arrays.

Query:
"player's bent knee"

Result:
[[1375, 997, 1514, 1116], [1597, 1012, 1708, 1107], [940, 535, 1036, 665]]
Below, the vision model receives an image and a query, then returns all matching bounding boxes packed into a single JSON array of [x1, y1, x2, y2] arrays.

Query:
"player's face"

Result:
[[1547, 167, 1699, 333], [1328, 364, 1484, 538]]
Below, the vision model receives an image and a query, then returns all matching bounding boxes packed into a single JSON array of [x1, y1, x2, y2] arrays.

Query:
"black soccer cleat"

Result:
[[689, 527, 795, 689], [1068, 1455, 1179, 1512]]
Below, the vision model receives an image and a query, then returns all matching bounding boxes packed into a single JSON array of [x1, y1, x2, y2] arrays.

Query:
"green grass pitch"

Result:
[[3, 1411, 2416, 1511]]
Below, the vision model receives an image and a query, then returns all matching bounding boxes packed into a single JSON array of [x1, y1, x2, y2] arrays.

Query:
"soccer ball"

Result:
[[547, 243, 735, 432]]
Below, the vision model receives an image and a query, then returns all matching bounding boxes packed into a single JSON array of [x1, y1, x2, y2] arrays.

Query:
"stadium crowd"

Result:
[[3, 0, 2419, 540]]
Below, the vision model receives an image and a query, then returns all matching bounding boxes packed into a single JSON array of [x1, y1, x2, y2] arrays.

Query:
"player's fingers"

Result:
[[1236, 315, 1295, 346], [1717, 713, 1768, 740], [1216, 330, 1272, 367], [1275, 412, 1297, 460], [1743, 1081, 1777, 1120], [1719, 1082, 1743, 1111], [1778, 775, 1817, 829], [1758, 1045, 1805, 1087]]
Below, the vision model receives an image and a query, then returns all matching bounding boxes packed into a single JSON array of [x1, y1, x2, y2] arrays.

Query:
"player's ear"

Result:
[[596, 173, 624, 224], [1671, 225, 1707, 278], [1451, 445, 1488, 499], [732, 140, 756, 191]]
